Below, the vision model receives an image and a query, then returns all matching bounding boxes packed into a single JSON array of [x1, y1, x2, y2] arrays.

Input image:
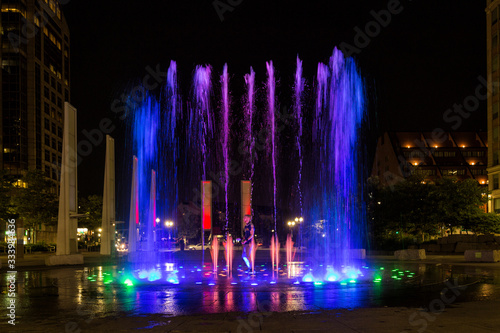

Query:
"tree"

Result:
[[433, 178, 488, 232], [369, 175, 499, 245], [78, 195, 103, 231], [177, 203, 201, 240], [369, 175, 441, 242], [11, 170, 58, 243], [464, 212, 500, 234], [0, 170, 16, 221]]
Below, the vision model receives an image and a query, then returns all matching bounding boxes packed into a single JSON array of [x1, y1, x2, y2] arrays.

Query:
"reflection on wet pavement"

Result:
[[1, 260, 500, 331]]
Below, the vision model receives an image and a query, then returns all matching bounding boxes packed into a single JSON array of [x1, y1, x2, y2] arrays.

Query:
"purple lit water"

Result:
[[191, 65, 213, 182], [129, 62, 179, 265], [243, 67, 255, 188], [126, 48, 367, 281], [221, 64, 230, 230], [266, 61, 278, 232], [306, 47, 367, 269], [294, 56, 305, 252]]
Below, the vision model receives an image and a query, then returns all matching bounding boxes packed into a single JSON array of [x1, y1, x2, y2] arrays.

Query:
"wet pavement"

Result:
[[1, 252, 500, 332]]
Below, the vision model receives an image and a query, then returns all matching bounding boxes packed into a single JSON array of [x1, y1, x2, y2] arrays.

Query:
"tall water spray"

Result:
[[266, 61, 278, 232], [221, 64, 230, 230], [294, 57, 305, 217], [129, 61, 179, 266], [159, 61, 180, 229], [307, 47, 366, 268], [243, 67, 256, 190], [132, 94, 159, 260], [191, 66, 213, 182], [126, 48, 367, 278]]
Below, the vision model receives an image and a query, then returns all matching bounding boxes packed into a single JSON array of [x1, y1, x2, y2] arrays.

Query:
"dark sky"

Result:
[[61, 1, 487, 198]]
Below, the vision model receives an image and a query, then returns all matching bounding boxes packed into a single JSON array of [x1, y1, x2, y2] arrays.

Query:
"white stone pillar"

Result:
[[56, 103, 78, 256], [48, 103, 83, 265], [100, 135, 115, 255], [128, 156, 138, 255]]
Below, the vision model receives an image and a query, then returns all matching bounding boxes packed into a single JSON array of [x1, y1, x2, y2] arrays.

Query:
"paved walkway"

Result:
[[1, 252, 500, 332], [3, 300, 499, 332]]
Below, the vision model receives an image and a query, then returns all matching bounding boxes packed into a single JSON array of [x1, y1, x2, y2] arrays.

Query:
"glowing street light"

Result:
[[165, 220, 174, 227], [155, 217, 160, 224]]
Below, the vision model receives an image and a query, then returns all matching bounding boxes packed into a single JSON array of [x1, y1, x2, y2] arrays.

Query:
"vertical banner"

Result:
[[202, 181, 212, 230], [241, 180, 252, 236]]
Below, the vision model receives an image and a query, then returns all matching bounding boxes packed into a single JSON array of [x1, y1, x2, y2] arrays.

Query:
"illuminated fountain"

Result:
[[270, 235, 280, 278], [286, 234, 295, 268], [210, 237, 219, 274], [223, 235, 233, 277], [305, 48, 367, 276], [124, 47, 368, 286]]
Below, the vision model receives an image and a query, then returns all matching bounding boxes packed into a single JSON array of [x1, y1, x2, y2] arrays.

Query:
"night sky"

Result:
[[61, 1, 486, 199]]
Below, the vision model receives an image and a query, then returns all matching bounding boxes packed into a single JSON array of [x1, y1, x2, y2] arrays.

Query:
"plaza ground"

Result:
[[1, 251, 500, 332]]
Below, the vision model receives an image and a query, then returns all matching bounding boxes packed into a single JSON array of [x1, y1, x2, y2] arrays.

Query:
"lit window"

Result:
[[1, 7, 26, 17], [14, 180, 28, 188]]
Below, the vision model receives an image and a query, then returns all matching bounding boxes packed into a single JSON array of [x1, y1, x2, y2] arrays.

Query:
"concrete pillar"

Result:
[[146, 170, 156, 252], [100, 135, 115, 255], [56, 103, 78, 256], [47, 103, 83, 265], [128, 156, 138, 255]]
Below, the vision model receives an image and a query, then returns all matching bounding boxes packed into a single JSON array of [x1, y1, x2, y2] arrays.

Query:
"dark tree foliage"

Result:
[[12, 170, 58, 230], [79, 195, 103, 231], [368, 175, 499, 242]]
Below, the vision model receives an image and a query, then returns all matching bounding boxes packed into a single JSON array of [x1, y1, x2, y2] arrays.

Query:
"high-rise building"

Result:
[[487, 0, 500, 213], [1, 0, 70, 187]]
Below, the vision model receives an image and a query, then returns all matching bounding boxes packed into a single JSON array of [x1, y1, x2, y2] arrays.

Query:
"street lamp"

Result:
[[164, 220, 174, 242]]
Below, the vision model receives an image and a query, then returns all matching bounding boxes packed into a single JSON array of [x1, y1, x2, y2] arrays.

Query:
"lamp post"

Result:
[[290, 217, 304, 246], [165, 220, 174, 249]]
